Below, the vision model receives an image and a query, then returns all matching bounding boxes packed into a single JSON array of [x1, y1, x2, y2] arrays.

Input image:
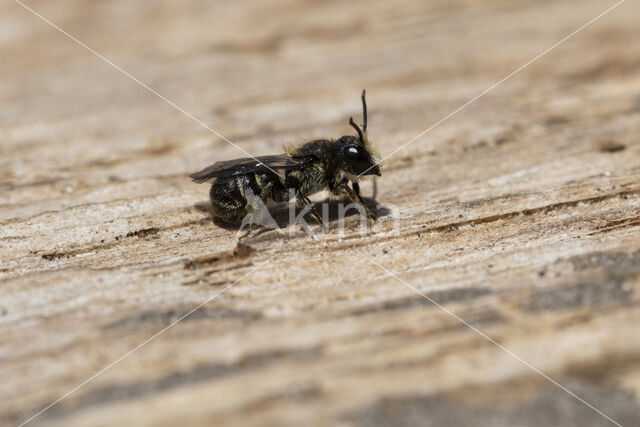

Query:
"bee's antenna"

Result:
[[361, 89, 367, 132], [349, 116, 364, 142]]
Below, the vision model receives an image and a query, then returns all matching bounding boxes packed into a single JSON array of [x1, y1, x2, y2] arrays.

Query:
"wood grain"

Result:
[[1, 0, 640, 426]]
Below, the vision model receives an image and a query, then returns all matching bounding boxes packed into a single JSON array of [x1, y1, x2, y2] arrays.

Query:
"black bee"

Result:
[[190, 90, 381, 228]]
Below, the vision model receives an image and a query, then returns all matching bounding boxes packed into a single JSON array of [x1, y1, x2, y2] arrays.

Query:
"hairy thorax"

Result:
[[284, 163, 329, 197]]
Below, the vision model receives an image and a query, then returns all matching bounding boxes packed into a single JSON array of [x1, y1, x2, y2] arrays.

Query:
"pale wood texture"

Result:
[[2, 0, 640, 426]]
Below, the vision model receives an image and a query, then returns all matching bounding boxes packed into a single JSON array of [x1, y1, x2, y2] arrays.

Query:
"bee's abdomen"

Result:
[[209, 172, 277, 224]]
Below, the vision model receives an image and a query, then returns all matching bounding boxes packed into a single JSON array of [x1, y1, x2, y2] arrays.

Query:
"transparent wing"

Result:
[[189, 154, 308, 183]]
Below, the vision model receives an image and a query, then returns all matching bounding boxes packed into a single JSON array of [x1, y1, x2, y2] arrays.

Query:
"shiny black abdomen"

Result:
[[209, 171, 287, 224]]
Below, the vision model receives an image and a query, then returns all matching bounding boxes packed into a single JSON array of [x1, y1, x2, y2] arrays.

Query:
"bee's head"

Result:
[[334, 90, 382, 177]]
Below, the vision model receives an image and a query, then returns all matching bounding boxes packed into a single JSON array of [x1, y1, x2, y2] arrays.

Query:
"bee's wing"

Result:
[[189, 154, 308, 183]]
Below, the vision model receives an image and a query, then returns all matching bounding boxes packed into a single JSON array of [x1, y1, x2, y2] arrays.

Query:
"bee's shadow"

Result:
[[274, 195, 390, 226], [194, 201, 239, 231], [193, 197, 390, 231]]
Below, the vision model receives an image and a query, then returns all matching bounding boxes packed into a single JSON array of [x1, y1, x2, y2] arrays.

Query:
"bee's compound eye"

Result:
[[345, 146, 360, 159]]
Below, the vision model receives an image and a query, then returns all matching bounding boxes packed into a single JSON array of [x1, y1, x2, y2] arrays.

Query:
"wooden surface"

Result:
[[2, 0, 640, 426]]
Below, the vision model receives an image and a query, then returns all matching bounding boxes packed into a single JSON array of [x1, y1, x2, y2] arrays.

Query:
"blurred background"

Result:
[[2, 0, 636, 220]]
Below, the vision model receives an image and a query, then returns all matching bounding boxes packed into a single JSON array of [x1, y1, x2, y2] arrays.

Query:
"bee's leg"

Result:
[[351, 182, 376, 220], [352, 181, 361, 197], [297, 194, 327, 231], [238, 223, 259, 239], [337, 180, 377, 221], [238, 223, 274, 240], [273, 184, 326, 231]]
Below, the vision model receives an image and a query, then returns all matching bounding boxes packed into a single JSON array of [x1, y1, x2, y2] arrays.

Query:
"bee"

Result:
[[190, 90, 381, 229]]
